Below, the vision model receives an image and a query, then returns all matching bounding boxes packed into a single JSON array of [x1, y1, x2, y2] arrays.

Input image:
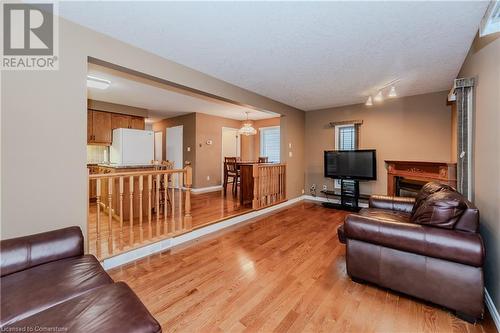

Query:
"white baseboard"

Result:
[[191, 185, 222, 194], [485, 288, 500, 332], [102, 196, 304, 270]]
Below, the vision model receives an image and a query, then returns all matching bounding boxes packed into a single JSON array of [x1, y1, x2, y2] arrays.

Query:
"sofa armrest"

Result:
[[344, 214, 484, 267], [369, 195, 415, 213], [0, 227, 84, 277]]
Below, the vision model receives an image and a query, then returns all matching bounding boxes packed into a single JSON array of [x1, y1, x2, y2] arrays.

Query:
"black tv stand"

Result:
[[321, 179, 362, 212]]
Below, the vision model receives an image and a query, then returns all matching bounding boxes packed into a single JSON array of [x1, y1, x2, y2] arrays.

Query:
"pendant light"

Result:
[[238, 112, 257, 136], [365, 96, 373, 106], [388, 86, 397, 98], [374, 91, 384, 102]]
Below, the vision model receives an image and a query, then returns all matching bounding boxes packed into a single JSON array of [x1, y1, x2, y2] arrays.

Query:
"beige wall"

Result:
[[194, 113, 242, 188], [305, 91, 452, 196], [241, 118, 281, 161], [1, 17, 305, 240], [458, 32, 500, 313], [153, 114, 281, 189], [151, 113, 196, 183]]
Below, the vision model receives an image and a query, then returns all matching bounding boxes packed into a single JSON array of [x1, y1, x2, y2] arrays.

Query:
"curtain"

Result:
[[454, 78, 475, 200]]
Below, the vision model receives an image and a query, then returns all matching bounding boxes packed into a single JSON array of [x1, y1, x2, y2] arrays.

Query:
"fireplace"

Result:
[[385, 160, 457, 196], [395, 178, 427, 197]]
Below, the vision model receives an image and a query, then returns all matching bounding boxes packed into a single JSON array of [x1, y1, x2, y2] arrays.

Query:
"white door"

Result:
[[154, 131, 163, 161], [221, 127, 241, 181], [166, 125, 183, 187]]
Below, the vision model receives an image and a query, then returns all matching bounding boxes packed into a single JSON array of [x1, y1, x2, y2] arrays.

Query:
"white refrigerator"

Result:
[[110, 128, 154, 165]]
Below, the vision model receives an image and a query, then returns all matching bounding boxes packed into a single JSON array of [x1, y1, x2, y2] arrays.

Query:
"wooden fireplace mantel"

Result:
[[385, 160, 457, 196]]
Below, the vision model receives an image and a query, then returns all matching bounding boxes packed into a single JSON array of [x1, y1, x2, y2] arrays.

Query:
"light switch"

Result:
[[187, 147, 191, 152], [289, 151, 293, 157], [289, 143, 292, 149]]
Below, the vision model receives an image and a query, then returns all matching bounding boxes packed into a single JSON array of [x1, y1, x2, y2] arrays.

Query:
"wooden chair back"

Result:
[[258, 157, 269, 163], [224, 157, 238, 173]]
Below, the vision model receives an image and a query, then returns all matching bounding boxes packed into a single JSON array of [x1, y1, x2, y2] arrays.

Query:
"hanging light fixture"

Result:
[[238, 112, 257, 136], [373, 90, 384, 102], [365, 96, 373, 106], [388, 86, 397, 98]]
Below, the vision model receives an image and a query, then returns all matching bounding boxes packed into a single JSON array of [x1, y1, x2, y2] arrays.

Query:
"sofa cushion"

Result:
[[411, 182, 455, 216], [357, 207, 411, 223], [410, 191, 467, 229], [5, 282, 162, 333], [1, 255, 112, 326]]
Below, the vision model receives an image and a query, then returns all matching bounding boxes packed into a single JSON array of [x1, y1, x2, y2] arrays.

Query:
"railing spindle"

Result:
[[156, 174, 160, 236], [171, 174, 175, 232], [184, 165, 192, 230], [178, 172, 183, 233], [139, 175, 143, 243], [108, 177, 113, 254], [148, 175, 152, 238], [164, 173, 169, 234], [129, 176, 134, 245], [96, 178, 101, 257]]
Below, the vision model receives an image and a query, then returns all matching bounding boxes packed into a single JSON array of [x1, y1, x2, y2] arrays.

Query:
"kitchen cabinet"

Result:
[[111, 114, 131, 130], [88, 110, 112, 145], [87, 112, 93, 142], [87, 110, 145, 145], [130, 116, 145, 130]]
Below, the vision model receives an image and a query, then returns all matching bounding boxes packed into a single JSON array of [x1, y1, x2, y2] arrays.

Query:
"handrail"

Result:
[[89, 168, 186, 179]]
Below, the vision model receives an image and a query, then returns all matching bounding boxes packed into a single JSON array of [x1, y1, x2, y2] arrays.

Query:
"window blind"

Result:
[[260, 127, 280, 163]]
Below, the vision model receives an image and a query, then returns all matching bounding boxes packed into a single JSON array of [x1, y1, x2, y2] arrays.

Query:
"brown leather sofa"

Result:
[[338, 182, 485, 322], [0, 227, 161, 332]]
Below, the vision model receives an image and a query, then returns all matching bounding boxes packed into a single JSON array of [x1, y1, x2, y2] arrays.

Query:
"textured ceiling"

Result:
[[62, 1, 488, 110]]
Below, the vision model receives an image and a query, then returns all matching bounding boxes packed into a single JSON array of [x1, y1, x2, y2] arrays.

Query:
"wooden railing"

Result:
[[88, 165, 192, 259], [252, 163, 286, 209]]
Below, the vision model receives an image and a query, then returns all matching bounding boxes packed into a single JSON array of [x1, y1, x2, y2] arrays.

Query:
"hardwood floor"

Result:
[[109, 201, 496, 333], [88, 189, 251, 259]]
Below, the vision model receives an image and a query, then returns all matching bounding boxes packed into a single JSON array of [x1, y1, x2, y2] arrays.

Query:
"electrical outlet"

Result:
[[206, 175, 210, 181], [323, 184, 328, 191], [311, 184, 316, 191]]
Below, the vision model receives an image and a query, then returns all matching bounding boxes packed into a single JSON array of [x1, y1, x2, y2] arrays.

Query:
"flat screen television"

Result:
[[324, 149, 377, 180]]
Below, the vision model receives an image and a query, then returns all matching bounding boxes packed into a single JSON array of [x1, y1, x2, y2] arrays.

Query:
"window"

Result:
[[334, 124, 356, 187], [337, 125, 356, 150], [260, 126, 280, 163]]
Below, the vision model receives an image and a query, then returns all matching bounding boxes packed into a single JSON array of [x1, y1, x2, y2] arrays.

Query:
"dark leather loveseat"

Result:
[[0, 227, 161, 332], [338, 182, 485, 322]]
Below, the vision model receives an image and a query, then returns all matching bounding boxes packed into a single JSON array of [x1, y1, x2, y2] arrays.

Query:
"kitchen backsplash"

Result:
[[87, 145, 109, 164]]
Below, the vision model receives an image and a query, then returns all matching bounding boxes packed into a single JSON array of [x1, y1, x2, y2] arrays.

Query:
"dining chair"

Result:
[[258, 156, 269, 163], [223, 157, 239, 196]]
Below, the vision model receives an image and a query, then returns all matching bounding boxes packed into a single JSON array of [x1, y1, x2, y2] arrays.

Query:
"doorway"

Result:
[[154, 131, 163, 161], [166, 125, 183, 187], [221, 127, 241, 181]]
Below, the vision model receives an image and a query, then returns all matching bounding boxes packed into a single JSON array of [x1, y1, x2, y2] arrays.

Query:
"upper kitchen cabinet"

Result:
[[130, 116, 145, 130], [87, 109, 146, 145], [111, 114, 132, 130], [111, 114, 145, 130], [88, 110, 112, 145]]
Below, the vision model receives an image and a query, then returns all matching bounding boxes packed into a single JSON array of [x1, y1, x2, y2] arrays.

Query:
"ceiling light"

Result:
[[365, 96, 373, 106], [388, 86, 397, 98], [238, 112, 257, 136], [87, 75, 110, 89], [374, 91, 384, 102]]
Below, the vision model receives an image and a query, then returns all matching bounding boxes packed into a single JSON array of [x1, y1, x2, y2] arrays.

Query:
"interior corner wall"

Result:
[[1, 15, 305, 240], [304, 91, 452, 197], [194, 113, 241, 188], [458, 32, 500, 314], [151, 113, 196, 184]]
